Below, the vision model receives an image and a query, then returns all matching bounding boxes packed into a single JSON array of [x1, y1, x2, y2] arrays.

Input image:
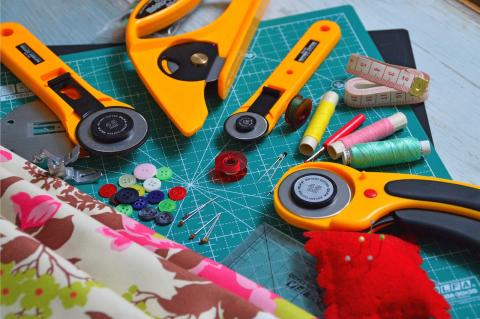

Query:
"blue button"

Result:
[[155, 212, 173, 226], [138, 207, 158, 221], [115, 187, 139, 204], [132, 197, 148, 210], [146, 190, 164, 204]]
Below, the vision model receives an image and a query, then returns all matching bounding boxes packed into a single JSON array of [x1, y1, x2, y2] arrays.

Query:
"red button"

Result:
[[364, 189, 377, 198], [168, 186, 187, 201], [99, 183, 117, 198]]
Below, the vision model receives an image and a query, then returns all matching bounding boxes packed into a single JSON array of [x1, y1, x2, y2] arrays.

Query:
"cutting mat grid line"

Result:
[[1, 6, 478, 318]]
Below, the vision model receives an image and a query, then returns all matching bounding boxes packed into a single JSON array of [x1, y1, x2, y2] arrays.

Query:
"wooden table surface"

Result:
[[2, 0, 479, 184]]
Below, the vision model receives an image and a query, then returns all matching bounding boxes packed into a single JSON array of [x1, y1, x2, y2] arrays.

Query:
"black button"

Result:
[[91, 111, 134, 143], [291, 174, 337, 208], [146, 190, 164, 204], [155, 212, 173, 226], [235, 115, 256, 132], [138, 207, 158, 221], [115, 188, 139, 204]]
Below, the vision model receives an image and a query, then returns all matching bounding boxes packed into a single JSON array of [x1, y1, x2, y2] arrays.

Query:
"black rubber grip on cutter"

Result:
[[385, 179, 480, 211], [393, 209, 480, 247]]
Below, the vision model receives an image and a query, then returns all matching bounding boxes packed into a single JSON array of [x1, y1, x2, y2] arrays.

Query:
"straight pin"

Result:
[[178, 196, 218, 226], [259, 152, 287, 181], [269, 152, 287, 181], [189, 213, 221, 240], [199, 213, 222, 244]]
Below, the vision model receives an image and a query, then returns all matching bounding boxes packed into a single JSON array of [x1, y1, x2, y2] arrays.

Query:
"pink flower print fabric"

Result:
[[10, 192, 61, 230]]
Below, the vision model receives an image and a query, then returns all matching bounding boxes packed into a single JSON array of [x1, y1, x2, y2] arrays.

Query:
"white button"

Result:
[[143, 177, 162, 192]]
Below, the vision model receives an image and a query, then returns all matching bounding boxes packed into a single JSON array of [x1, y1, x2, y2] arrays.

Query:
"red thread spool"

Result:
[[213, 151, 247, 183]]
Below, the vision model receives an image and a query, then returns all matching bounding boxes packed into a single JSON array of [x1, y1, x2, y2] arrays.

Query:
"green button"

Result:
[[156, 167, 173, 181], [119, 174, 137, 188], [158, 199, 176, 213], [116, 204, 133, 216]]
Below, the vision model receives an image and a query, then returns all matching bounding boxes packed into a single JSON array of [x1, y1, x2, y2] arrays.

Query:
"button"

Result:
[[134, 163, 156, 180], [158, 199, 177, 212], [156, 167, 173, 181], [116, 204, 133, 216], [138, 207, 158, 221], [235, 115, 256, 132], [132, 197, 148, 210], [168, 186, 187, 201], [115, 188, 139, 204], [109, 194, 119, 206], [130, 184, 146, 197], [143, 178, 162, 192], [291, 173, 337, 208], [155, 212, 173, 226], [98, 183, 117, 198], [146, 190, 165, 204], [119, 174, 137, 188], [364, 189, 377, 198]]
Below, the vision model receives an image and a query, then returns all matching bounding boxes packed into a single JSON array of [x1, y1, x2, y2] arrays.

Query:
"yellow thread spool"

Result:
[[299, 91, 339, 155]]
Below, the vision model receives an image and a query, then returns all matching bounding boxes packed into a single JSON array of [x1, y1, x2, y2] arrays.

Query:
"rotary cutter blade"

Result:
[[224, 20, 341, 142], [277, 168, 351, 219], [274, 162, 480, 239], [0, 22, 148, 156], [76, 107, 149, 156]]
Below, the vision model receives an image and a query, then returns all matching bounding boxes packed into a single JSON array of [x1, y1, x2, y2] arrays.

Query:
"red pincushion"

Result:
[[304, 231, 450, 319]]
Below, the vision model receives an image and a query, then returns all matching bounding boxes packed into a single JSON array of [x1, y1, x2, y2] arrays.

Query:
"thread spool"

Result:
[[285, 95, 312, 129], [342, 137, 431, 169], [299, 91, 339, 156], [327, 112, 407, 159]]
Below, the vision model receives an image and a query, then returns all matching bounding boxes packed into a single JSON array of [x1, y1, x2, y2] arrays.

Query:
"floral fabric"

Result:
[[0, 145, 314, 319], [0, 218, 151, 319]]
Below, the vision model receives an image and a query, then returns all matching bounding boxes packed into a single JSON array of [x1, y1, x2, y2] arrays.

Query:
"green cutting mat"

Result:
[[1, 5, 478, 318]]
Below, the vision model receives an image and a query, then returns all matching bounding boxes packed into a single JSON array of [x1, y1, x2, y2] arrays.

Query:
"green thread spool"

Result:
[[342, 137, 431, 169]]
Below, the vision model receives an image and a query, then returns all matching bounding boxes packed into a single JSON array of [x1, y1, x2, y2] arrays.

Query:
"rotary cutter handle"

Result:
[[224, 20, 341, 142], [274, 162, 480, 244], [0, 22, 149, 156], [126, 0, 269, 137]]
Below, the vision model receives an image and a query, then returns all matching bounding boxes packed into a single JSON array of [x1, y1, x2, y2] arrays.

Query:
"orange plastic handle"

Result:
[[274, 162, 480, 231], [0, 22, 131, 145], [126, 0, 269, 137], [132, 0, 201, 38], [232, 20, 341, 133]]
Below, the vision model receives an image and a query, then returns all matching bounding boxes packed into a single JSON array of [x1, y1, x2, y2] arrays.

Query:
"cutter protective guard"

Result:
[[0, 22, 149, 156], [224, 20, 341, 142], [126, 0, 269, 137], [274, 162, 480, 232]]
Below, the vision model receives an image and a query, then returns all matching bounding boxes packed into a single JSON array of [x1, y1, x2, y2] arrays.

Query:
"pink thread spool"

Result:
[[327, 112, 407, 159]]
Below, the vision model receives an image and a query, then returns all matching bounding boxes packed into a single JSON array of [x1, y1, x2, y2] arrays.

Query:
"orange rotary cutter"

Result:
[[274, 162, 480, 244], [0, 23, 149, 156], [126, 0, 269, 137], [224, 21, 341, 142]]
